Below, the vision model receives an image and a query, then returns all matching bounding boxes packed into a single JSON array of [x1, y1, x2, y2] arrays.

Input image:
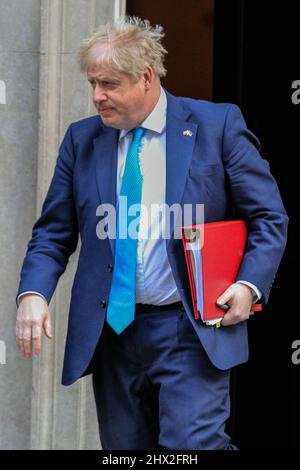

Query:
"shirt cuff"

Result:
[[17, 291, 48, 307], [236, 281, 262, 303]]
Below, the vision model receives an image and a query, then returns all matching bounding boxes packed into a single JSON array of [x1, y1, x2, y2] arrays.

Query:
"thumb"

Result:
[[43, 314, 53, 339], [217, 285, 234, 306]]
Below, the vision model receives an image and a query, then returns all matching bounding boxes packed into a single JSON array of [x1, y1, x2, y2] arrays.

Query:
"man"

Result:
[[16, 16, 288, 450]]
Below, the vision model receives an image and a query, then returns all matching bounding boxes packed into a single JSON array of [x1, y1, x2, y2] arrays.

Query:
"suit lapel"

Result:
[[94, 125, 119, 255], [165, 91, 198, 247]]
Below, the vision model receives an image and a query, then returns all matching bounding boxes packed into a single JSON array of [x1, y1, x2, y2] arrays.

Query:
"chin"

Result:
[[101, 118, 121, 129]]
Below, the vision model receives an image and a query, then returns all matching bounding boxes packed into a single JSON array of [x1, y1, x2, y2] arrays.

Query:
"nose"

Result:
[[93, 84, 107, 104]]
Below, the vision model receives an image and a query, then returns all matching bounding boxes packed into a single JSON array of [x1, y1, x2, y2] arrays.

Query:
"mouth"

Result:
[[99, 107, 114, 113]]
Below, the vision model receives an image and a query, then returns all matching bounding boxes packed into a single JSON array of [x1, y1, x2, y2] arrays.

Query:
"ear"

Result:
[[142, 66, 155, 89]]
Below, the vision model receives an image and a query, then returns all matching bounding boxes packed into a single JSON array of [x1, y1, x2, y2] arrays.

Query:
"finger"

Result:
[[216, 286, 234, 306], [17, 335, 25, 355], [22, 327, 32, 357], [43, 315, 53, 339], [221, 317, 239, 327], [32, 325, 42, 353], [221, 316, 235, 327], [221, 310, 250, 326], [16, 324, 21, 347], [23, 339, 32, 357], [17, 326, 26, 356]]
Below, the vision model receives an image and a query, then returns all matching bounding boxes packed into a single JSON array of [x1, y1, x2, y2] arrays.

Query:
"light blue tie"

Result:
[[106, 127, 146, 334]]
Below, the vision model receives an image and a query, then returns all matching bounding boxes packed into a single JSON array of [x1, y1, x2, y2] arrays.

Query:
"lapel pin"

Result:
[[183, 130, 193, 137]]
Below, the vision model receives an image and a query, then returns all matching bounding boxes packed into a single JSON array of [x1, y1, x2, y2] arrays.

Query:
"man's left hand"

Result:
[[217, 283, 254, 326]]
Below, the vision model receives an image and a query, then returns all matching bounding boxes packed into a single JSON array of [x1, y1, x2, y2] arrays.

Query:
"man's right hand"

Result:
[[16, 294, 53, 358]]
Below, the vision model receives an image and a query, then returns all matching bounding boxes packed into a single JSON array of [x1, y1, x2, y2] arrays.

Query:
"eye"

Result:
[[103, 81, 119, 89]]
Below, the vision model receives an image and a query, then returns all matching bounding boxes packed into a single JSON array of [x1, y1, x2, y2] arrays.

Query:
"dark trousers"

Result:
[[92, 304, 237, 450]]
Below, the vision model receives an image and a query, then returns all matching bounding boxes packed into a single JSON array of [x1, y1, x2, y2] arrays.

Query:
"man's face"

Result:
[[87, 61, 148, 130]]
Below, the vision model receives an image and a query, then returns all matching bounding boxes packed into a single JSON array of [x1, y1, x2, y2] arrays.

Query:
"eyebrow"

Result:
[[87, 76, 120, 83]]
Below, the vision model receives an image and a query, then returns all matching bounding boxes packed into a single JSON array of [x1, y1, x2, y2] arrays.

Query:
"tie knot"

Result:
[[132, 127, 146, 144]]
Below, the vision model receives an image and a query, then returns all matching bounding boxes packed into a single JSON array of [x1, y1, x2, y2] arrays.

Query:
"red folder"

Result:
[[181, 220, 262, 322]]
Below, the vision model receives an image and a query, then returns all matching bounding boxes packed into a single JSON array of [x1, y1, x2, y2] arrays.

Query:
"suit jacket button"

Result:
[[108, 264, 113, 272], [100, 299, 106, 308]]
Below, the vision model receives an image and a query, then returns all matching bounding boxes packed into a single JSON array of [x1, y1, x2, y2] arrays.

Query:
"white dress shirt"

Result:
[[18, 87, 261, 305], [118, 87, 180, 304]]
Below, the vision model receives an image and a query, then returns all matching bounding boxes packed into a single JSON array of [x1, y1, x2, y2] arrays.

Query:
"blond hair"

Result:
[[78, 16, 167, 81]]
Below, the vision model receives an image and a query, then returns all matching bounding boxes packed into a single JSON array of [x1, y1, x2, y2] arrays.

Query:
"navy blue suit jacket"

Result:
[[17, 90, 288, 385]]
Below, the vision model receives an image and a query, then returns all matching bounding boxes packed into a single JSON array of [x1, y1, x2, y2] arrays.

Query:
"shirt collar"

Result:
[[119, 86, 167, 140]]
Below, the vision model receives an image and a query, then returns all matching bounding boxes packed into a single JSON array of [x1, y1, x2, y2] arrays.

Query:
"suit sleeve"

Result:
[[222, 104, 289, 303], [16, 124, 79, 305]]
